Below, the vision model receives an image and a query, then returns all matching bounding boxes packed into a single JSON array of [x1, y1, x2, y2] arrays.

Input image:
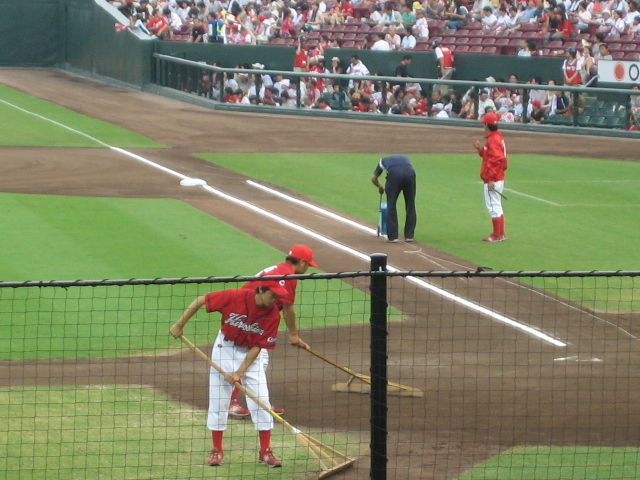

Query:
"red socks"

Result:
[[259, 430, 271, 452], [230, 385, 240, 402], [212, 431, 223, 450], [492, 217, 501, 238]]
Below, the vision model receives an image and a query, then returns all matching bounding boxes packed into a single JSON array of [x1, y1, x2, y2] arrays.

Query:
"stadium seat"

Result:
[[455, 45, 470, 53], [344, 25, 358, 32], [440, 29, 456, 37], [357, 25, 371, 32], [414, 43, 431, 51], [544, 114, 574, 126], [604, 117, 625, 128], [468, 45, 483, 53], [547, 40, 563, 49], [608, 42, 623, 51], [454, 36, 470, 45], [482, 46, 498, 55], [520, 22, 540, 31], [466, 21, 483, 30], [588, 115, 606, 127], [342, 32, 356, 40], [537, 48, 552, 56], [624, 52, 640, 60], [577, 114, 591, 127], [341, 40, 356, 48], [467, 37, 483, 45]]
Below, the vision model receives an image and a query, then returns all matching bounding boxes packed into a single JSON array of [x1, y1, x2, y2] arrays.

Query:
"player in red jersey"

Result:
[[170, 281, 288, 468], [473, 112, 508, 242], [227, 245, 319, 417]]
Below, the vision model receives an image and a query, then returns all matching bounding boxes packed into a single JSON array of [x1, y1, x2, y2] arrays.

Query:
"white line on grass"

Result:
[[5, 98, 565, 347], [504, 188, 561, 206], [246, 182, 565, 347]]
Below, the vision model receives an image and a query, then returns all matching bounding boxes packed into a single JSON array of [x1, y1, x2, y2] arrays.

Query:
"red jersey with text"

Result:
[[242, 262, 296, 307], [563, 58, 581, 85], [479, 130, 508, 182], [205, 289, 280, 349]]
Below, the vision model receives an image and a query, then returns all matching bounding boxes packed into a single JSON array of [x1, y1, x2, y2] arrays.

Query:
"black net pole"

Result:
[[370, 253, 388, 480]]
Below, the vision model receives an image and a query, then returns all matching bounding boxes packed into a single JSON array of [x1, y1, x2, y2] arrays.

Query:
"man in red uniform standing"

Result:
[[170, 281, 288, 468], [227, 244, 318, 417], [473, 112, 508, 242]]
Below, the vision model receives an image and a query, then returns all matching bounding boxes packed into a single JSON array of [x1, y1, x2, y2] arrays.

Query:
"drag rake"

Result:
[[178, 335, 356, 479]]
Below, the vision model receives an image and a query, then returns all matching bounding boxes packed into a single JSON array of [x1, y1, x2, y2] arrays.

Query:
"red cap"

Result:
[[257, 280, 288, 298], [531, 100, 541, 107], [288, 244, 319, 268], [482, 112, 500, 125]]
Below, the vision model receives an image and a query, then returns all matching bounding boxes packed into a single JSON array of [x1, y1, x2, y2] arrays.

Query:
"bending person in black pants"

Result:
[[371, 154, 417, 243]]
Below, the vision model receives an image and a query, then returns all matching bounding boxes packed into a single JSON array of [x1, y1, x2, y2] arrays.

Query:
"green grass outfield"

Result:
[[202, 152, 640, 312], [0, 85, 164, 148], [2, 84, 640, 480], [0, 385, 361, 480]]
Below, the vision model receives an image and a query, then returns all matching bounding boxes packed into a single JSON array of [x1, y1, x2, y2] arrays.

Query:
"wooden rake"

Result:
[[178, 335, 356, 479], [306, 348, 424, 398]]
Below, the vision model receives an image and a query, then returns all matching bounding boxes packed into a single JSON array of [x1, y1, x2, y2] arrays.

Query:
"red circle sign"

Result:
[[614, 62, 626, 81]]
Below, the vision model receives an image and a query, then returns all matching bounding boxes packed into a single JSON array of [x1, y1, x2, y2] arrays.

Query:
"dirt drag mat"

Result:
[[2, 68, 640, 480]]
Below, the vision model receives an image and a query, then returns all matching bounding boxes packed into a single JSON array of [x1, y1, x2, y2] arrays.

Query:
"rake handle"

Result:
[[306, 347, 418, 392]]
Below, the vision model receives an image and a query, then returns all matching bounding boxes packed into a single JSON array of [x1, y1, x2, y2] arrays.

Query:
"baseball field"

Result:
[[1, 68, 640, 480]]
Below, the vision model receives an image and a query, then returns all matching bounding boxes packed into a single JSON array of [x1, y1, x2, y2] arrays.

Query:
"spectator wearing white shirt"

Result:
[[481, 6, 498, 29], [576, 1, 592, 30], [385, 25, 402, 50], [611, 8, 627, 34], [624, 0, 640, 25], [413, 9, 430, 37], [371, 32, 392, 50], [346, 55, 370, 88], [401, 26, 417, 49]]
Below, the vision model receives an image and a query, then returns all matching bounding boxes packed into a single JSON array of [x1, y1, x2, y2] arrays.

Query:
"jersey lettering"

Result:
[[224, 313, 266, 335]]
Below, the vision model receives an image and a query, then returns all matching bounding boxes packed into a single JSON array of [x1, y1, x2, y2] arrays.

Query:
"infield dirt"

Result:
[[1, 68, 640, 480]]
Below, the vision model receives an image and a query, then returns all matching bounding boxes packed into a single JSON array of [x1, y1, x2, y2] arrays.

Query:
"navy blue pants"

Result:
[[385, 168, 417, 241]]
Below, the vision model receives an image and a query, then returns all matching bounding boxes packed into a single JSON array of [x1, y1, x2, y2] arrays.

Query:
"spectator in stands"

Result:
[[629, 84, 640, 127], [279, 8, 293, 37], [528, 99, 547, 123], [315, 97, 332, 110], [494, 6, 510, 30], [446, 0, 471, 30], [631, 14, 640, 32], [478, 89, 496, 119], [385, 25, 403, 50], [612, 0, 630, 14], [280, 90, 297, 108], [575, 1, 593, 30], [548, 89, 571, 115], [595, 9, 614, 34], [189, 14, 206, 41], [330, 57, 344, 75], [563, 47, 582, 86], [449, 91, 463, 117], [346, 55, 370, 88], [459, 90, 477, 119], [400, 4, 417, 29], [401, 25, 417, 49], [470, 0, 484, 21], [413, 10, 430, 37], [165, 5, 184, 37], [579, 44, 597, 84], [306, 2, 326, 30], [517, 39, 533, 55], [426, 0, 446, 19], [293, 37, 309, 72], [528, 75, 546, 105], [364, 4, 384, 26], [371, 32, 392, 50], [626, 0, 640, 25], [611, 8, 627, 35], [255, 16, 276, 44], [505, 6, 522, 30], [481, 6, 499, 28], [382, 3, 403, 26], [598, 42, 613, 58]]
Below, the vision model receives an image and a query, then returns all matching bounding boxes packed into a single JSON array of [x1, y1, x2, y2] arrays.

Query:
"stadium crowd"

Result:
[[110, 0, 640, 126]]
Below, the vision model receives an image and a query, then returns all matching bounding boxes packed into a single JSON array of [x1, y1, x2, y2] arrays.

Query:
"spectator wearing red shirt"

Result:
[[472, 112, 508, 242]]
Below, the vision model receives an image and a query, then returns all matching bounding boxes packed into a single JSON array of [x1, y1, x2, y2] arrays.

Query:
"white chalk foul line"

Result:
[[247, 182, 565, 347], [504, 188, 561, 206], [4, 96, 565, 347]]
